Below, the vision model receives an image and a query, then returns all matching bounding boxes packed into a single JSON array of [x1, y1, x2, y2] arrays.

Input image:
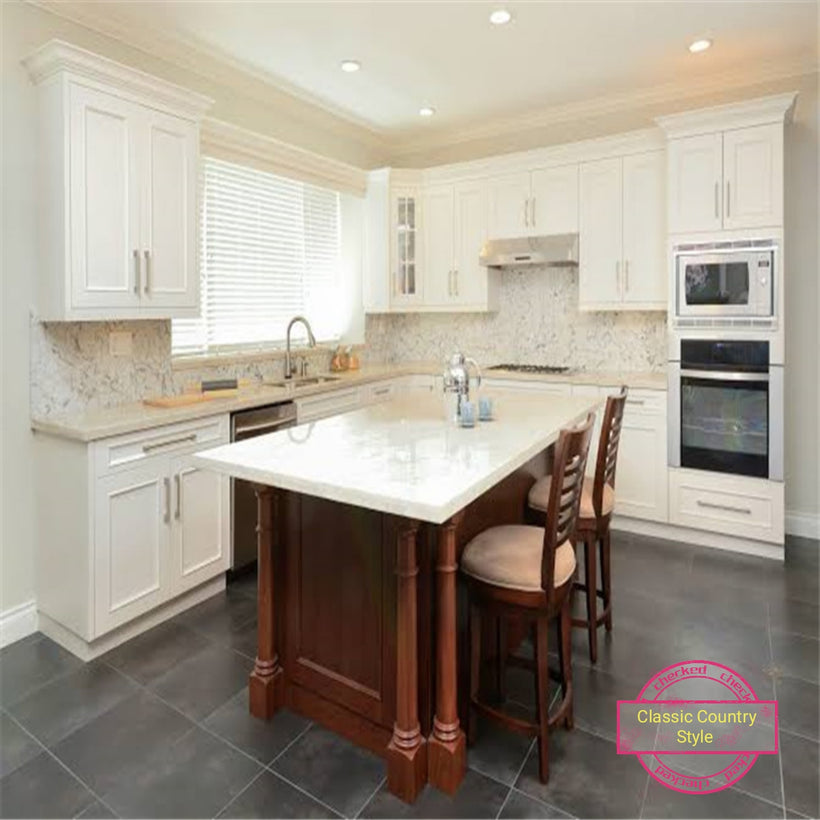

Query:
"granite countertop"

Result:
[[194, 391, 599, 524], [30, 363, 667, 442]]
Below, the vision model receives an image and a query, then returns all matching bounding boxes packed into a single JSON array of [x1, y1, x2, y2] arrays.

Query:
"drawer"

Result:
[[365, 381, 396, 403], [483, 378, 571, 396], [95, 415, 230, 477], [599, 386, 666, 416], [669, 469, 784, 544], [570, 384, 602, 398], [296, 388, 360, 423]]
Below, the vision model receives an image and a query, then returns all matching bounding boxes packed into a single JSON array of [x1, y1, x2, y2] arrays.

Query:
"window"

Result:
[[173, 157, 342, 356]]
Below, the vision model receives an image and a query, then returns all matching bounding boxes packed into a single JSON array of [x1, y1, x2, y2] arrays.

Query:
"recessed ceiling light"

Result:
[[419, 106, 435, 117], [489, 8, 512, 25], [340, 59, 361, 72], [688, 38, 712, 53]]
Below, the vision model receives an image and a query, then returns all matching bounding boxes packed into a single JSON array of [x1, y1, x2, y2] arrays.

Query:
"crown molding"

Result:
[[201, 118, 367, 196], [655, 92, 798, 138], [23, 38, 214, 118], [26, 0, 389, 148], [389, 54, 817, 160]]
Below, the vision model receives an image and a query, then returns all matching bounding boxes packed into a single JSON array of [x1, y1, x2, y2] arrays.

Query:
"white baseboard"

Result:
[[785, 510, 820, 539], [0, 600, 39, 648], [612, 516, 784, 561]]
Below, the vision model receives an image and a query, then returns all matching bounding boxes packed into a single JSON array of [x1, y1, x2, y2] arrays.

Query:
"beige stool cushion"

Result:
[[528, 475, 615, 519], [461, 525, 576, 592]]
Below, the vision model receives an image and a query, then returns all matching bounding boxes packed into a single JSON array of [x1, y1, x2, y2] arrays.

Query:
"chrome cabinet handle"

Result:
[[133, 250, 140, 294], [373, 387, 391, 396], [624, 259, 630, 292], [163, 477, 171, 524], [680, 369, 768, 382], [615, 260, 621, 293], [626, 399, 645, 406], [530, 197, 536, 227], [523, 198, 529, 228], [697, 499, 751, 515], [143, 250, 151, 293], [714, 181, 719, 219], [142, 433, 197, 453], [174, 473, 181, 520], [447, 270, 453, 296], [726, 180, 731, 218]]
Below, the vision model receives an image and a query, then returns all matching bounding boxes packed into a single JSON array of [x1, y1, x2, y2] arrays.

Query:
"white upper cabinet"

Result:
[[579, 151, 665, 311], [667, 133, 723, 234], [422, 185, 455, 305], [487, 165, 579, 239], [722, 123, 783, 230], [658, 93, 795, 235], [621, 151, 666, 306], [579, 157, 623, 308], [453, 181, 496, 308], [391, 188, 423, 306], [487, 172, 531, 239], [24, 40, 212, 321]]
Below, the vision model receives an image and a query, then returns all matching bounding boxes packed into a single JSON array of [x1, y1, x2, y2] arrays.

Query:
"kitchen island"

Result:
[[194, 391, 598, 802]]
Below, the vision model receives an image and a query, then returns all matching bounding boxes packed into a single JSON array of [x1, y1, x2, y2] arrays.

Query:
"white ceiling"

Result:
[[35, 1, 818, 145]]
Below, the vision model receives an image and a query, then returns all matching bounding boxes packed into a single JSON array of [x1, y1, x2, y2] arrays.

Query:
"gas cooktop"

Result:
[[488, 364, 572, 374]]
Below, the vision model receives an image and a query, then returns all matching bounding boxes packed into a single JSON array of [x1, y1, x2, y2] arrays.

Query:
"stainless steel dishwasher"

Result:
[[230, 402, 297, 572]]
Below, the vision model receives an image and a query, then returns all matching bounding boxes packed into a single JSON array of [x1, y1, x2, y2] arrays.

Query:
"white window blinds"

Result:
[[172, 157, 342, 356]]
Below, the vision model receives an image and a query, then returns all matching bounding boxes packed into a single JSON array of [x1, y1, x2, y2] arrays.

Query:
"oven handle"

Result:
[[680, 369, 769, 382]]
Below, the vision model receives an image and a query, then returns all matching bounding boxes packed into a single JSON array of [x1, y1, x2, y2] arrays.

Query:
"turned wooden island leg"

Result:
[[249, 485, 284, 719], [387, 520, 427, 803], [428, 514, 466, 794]]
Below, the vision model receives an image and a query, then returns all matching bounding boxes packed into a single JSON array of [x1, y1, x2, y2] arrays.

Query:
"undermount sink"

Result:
[[264, 375, 342, 388]]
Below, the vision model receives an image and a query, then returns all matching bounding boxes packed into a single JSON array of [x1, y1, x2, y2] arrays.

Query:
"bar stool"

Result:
[[527, 388, 628, 663], [461, 414, 594, 784]]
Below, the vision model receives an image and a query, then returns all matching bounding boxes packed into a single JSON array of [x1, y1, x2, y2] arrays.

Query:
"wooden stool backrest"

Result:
[[591, 387, 628, 518], [540, 413, 595, 595]]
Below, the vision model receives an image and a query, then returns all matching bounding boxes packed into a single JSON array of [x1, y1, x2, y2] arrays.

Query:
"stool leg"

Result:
[[601, 530, 612, 632], [534, 615, 550, 784], [583, 534, 598, 663], [560, 595, 574, 729], [468, 604, 480, 744], [496, 615, 507, 703]]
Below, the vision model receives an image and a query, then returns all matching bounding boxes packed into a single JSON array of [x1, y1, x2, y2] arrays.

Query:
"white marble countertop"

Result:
[[30, 362, 666, 442], [193, 391, 599, 524]]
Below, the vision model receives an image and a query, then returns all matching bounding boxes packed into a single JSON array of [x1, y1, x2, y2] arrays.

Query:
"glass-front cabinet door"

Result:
[[391, 189, 422, 304]]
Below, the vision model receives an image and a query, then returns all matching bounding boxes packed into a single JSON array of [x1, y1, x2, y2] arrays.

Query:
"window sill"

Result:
[[171, 343, 337, 372]]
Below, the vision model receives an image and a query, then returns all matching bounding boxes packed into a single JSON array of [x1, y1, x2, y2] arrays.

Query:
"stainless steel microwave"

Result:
[[674, 239, 776, 320]]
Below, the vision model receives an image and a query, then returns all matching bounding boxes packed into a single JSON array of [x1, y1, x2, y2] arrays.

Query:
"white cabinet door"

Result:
[[453, 181, 489, 306], [571, 384, 603, 476], [667, 133, 723, 234], [622, 151, 666, 307], [69, 84, 141, 310], [616, 416, 668, 522], [391, 189, 423, 306], [723, 123, 783, 230], [530, 164, 579, 234], [579, 158, 622, 308], [94, 462, 169, 634], [142, 111, 199, 310], [422, 185, 455, 306], [169, 454, 229, 595], [487, 172, 531, 239]]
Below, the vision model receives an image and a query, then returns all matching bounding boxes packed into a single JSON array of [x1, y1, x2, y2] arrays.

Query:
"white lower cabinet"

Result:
[[296, 387, 361, 422], [36, 415, 230, 648], [483, 378, 571, 396]]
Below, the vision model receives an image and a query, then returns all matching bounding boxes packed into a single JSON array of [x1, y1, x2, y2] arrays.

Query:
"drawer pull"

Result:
[[142, 433, 197, 453], [696, 500, 752, 515], [626, 399, 645, 406], [174, 473, 181, 520], [373, 387, 391, 395], [163, 477, 171, 524]]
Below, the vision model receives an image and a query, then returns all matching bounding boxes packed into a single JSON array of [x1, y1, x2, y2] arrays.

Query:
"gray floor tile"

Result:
[[272, 725, 385, 817], [221, 617, 258, 660], [74, 799, 118, 818], [768, 598, 819, 639], [147, 644, 252, 721], [770, 630, 819, 684], [499, 790, 573, 819], [641, 778, 782, 818], [101, 727, 261, 819], [468, 706, 535, 787], [570, 665, 646, 742], [0, 752, 95, 819], [0, 635, 83, 707], [52, 689, 194, 796], [6, 663, 137, 748], [515, 727, 647, 819], [204, 690, 310, 765], [217, 770, 338, 818], [776, 675, 819, 740], [227, 572, 258, 601], [102, 621, 210, 686], [173, 588, 258, 645], [359, 768, 508, 819], [780, 730, 820, 818], [0, 711, 42, 778]]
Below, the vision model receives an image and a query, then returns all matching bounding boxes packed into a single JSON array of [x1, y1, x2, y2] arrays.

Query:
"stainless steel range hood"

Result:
[[479, 234, 579, 268]]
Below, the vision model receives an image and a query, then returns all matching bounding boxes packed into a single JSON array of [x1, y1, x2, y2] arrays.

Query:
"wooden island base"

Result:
[[248, 450, 548, 802]]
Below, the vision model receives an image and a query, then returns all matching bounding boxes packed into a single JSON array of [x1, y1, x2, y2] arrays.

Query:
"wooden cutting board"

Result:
[[143, 389, 239, 408]]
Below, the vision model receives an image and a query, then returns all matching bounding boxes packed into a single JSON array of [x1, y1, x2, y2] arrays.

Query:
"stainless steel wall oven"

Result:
[[669, 340, 783, 481]]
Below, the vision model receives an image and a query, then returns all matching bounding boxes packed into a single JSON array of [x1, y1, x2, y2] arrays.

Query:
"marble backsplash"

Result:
[[30, 319, 333, 417], [365, 267, 667, 371]]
